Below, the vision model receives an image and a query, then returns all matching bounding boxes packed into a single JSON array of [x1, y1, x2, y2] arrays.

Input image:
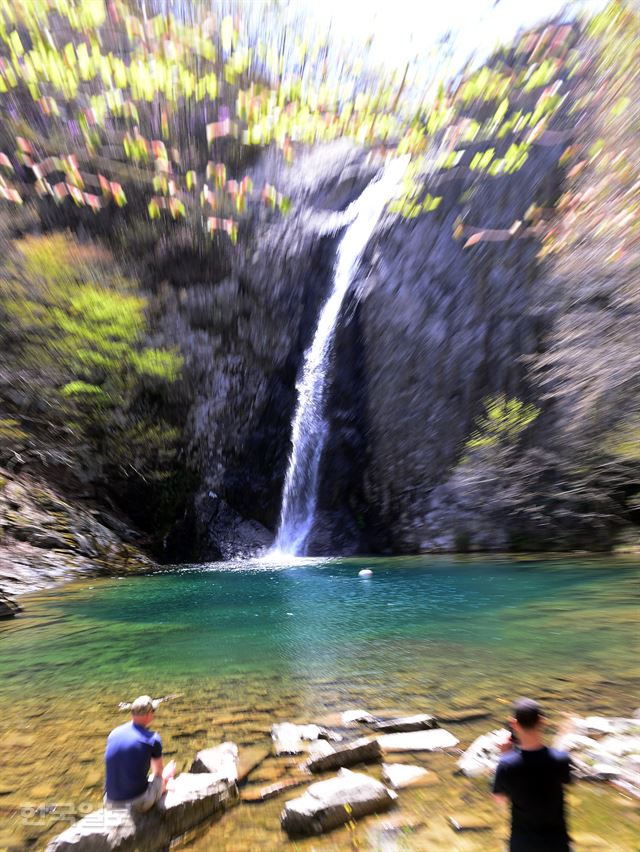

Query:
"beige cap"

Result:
[[130, 695, 160, 715]]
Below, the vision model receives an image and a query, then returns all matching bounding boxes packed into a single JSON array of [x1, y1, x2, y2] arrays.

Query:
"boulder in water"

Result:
[[280, 768, 397, 838], [304, 736, 381, 773]]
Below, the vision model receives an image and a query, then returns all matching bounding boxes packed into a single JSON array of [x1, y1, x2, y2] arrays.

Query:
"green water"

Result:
[[1, 556, 639, 850]]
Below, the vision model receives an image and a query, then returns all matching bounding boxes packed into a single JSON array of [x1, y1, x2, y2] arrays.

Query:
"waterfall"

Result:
[[274, 157, 408, 556]]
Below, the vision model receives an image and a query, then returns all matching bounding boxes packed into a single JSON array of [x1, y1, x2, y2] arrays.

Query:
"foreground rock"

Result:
[[378, 729, 459, 752], [304, 737, 381, 773], [457, 729, 506, 778], [0, 590, 21, 619], [272, 722, 342, 756], [555, 715, 640, 798], [369, 714, 438, 733], [280, 768, 397, 838], [46, 772, 238, 851]]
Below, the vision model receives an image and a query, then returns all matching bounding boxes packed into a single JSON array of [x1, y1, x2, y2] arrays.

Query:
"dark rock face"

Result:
[[347, 142, 564, 553], [0, 468, 155, 598], [192, 490, 273, 560], [0, 589, 21, 619], [160, 143, 377, 560]]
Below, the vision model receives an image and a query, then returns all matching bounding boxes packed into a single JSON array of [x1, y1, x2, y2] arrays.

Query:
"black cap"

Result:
[[513, 698, 542, 729]]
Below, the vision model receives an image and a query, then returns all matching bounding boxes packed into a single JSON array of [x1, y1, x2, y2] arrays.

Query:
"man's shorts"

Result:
[[104, 775, 163, 814]]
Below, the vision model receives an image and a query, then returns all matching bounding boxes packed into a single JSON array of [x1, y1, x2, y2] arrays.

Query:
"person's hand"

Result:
[[497, 729, 514, 753], [162, 759, 176, 792]]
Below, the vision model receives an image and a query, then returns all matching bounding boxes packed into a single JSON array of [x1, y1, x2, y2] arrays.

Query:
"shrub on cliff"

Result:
[[0, 232, 183, 489]]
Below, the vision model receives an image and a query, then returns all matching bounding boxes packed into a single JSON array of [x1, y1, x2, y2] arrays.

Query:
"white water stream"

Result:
[[273, 158, 408, 556]]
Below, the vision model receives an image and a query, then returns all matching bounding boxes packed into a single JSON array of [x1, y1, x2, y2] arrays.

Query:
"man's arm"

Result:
[[150, 756, 164, 778]]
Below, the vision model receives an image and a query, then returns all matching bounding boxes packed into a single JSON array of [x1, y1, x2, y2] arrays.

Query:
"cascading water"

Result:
[[273, 157, 408, 556]]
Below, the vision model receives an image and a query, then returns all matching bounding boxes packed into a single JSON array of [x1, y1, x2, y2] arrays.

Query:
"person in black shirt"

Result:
[[492, 698, 572, 852]]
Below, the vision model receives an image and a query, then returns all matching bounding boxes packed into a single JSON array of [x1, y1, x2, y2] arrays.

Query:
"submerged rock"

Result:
[[45, 772, 238, 851], [304, 737, 381, 773], [280, 768, 397, 838], [378, 729, 459, 752]]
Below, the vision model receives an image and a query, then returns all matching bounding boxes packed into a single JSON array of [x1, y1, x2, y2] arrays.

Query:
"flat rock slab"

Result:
[[381, 763, 431, 789], [46, 773, 237, 851], [304, 737, 381, 773], [369, 714, 438, 733], [190, 741, 238, 780], [457, 730, 505, 778], [281, 768, 397, 838], [272, 723, 342, 756], [378, 729, 459, 752]]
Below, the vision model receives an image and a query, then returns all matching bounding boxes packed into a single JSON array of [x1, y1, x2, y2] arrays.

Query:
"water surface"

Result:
[[1, 556, 638, 849]]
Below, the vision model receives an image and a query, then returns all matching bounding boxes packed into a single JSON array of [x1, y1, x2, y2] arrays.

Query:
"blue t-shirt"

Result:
[[493, 746, 571, 852], [105, 721, 162, 801]]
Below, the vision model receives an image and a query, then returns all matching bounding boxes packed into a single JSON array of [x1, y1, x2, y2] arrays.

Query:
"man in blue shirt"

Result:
[[105, 695, 175, 812], [493, 698, 572, 852]]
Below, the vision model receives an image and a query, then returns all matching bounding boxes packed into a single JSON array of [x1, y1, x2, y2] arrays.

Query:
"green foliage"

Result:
[[0, 233, 182, 481], [0, 417, 27, 445], [465, 394, 539, 455], [603, 416, 640, 462]]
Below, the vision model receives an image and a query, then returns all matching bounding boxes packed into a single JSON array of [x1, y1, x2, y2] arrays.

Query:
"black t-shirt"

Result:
[[493, 746, 571, 852]]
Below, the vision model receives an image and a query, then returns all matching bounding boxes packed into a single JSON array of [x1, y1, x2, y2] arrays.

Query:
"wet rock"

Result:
[[381, 763, 432, 789], [0, 590, 21, 619], [554, 714, 640, 797], [457, 729, 506, 778], [280, 768, 397, 838], [193, 491, 272, 560], [45, 772, 238, 851], [190, 742, 238, 781], [378, 729, 459, 753], [369, 714, 438, 733], [304, 737, 381, 773]]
